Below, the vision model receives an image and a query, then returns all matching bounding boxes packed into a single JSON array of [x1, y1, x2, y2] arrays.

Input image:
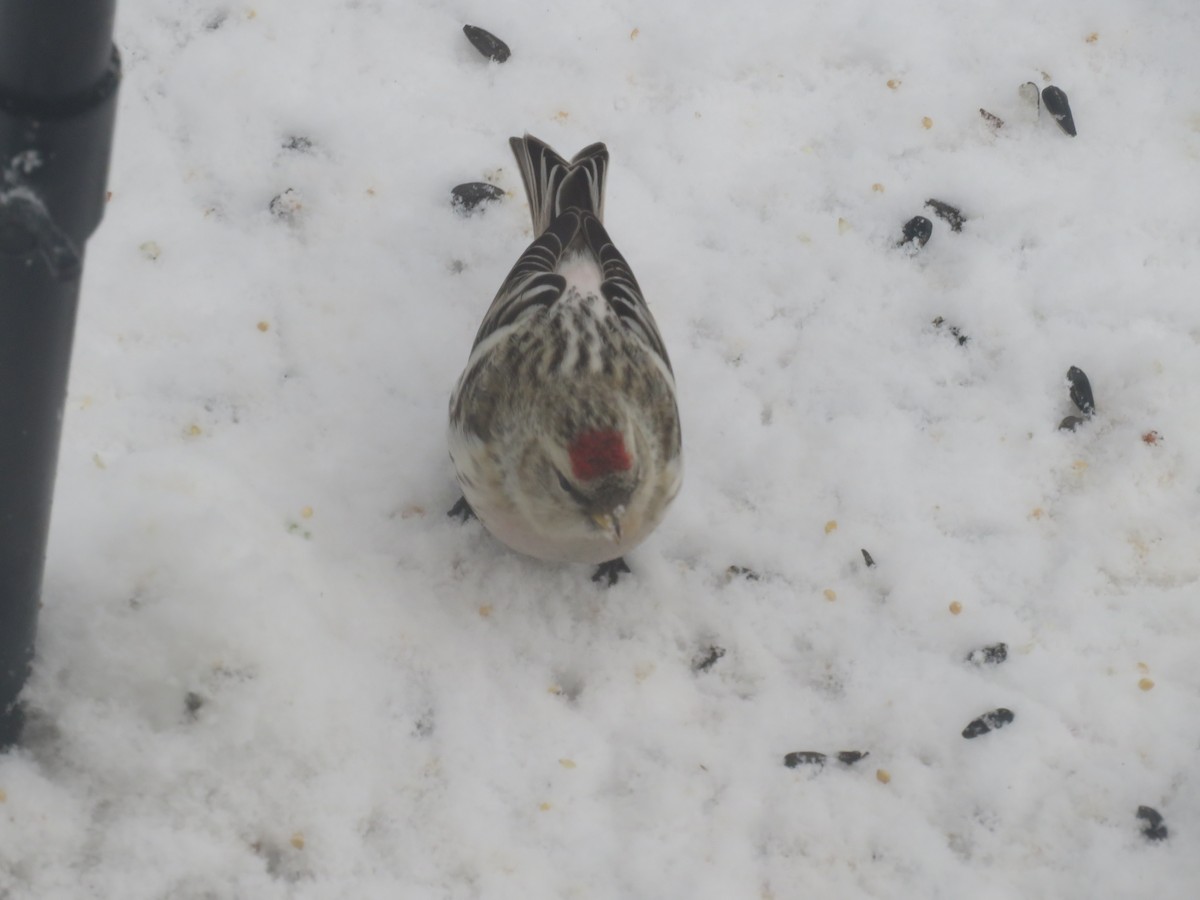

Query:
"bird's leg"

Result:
[[592, 557, 631, 586], [447, 496, 476, 521]]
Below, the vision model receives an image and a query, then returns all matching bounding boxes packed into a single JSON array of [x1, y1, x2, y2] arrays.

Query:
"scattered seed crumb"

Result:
[[548, 685, 563, 695], [290, 832, 305, 850], [1085, 32, 1099, 43], [257, 321, 270, 332], [185, 424, 202, 437], [1072, 460, 1089, 472], [823, 589, 837, 602], [0, 788, 7, 802], [554, 110, 570, 121], [949, 601, 963, 615], [876, 769, 891, 784], [837, 218, 851, 234], [93, 453, 106, 469], [365, 187, 376, 196], [630, 27, 639, 40], [887, 79, 901, 89], [139, 240, 161, 260], [559, 758, 576, 769], [300, 506, 314, 519], [1030, 507, 1045, 519], [105, 191, 113, 202], [1142, 430, 1160, 445], [539, 802, 552, 812], [921, 116, 933, 129], [478, 604, 493, 618], [1137, 662, 1150, 673], [824, 520, 838, 534], [1138, 678, 1155, 691], [872, 183, 885, 193], [399, 505, 426, 519]]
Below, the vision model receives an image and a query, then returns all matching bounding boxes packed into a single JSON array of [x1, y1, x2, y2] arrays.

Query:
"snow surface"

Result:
[[3, 1, 1200, 897]]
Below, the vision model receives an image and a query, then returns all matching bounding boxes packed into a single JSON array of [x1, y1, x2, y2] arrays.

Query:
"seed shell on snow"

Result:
[[899, 215, 932, 248], [966, 643, 1008, 666], [924, 199, 965, 232], [692, 645, 726, 673], [1136, 805, 1168, 841], [962, 707, 1015, 739], [1066, 366, 1095, 416], [462, 24, 511, 62], [1058, 415, 1086, 432], [783, 751, 827, 768], [451, 182, 504, 214], [979, 108, 1004, 129], [1042, 85, 1077, 136]]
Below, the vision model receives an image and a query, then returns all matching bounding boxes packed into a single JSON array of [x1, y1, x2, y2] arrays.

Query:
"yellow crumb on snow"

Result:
[[876, 769, 891, 784], [290, 832, 305, 850], [823, 589, 837, 602], [922, 116, 934, 129], [256, 320, 270, 332], [949, 601, 963, 615], [300, 506, 314, 519], [1138, 678, 1155, 691], [559, 759, 577, 769], [824, 520, 838, 534]]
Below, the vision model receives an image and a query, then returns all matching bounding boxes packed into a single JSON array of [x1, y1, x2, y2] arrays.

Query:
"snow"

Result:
[[3, 0, 1200, 896]]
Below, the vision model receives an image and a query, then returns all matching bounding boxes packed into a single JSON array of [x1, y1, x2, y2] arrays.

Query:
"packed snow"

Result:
[[3, 1, 1199, 897]]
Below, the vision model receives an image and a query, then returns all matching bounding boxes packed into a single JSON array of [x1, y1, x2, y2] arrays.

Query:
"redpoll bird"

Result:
[[448, 135, 682, 583]]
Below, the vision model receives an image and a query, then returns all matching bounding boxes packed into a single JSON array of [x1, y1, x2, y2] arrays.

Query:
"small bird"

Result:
[[448, 135, 682, 583]]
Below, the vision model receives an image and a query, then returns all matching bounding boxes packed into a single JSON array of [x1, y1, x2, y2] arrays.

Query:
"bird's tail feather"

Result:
[[509, 134, 608, 235]]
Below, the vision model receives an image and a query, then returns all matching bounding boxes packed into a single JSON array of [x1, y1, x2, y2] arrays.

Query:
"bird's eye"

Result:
[[554, 470, 587, 505]]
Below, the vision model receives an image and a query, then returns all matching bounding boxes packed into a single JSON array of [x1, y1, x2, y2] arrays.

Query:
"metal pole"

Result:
[[0, 0, 120, 748]]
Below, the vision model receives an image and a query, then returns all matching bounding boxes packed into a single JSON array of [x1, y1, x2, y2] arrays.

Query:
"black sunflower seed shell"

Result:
[[1042, 85, 1076, 136], [900, 215, 933, 248], [962, 707, 1015, 739], [463, 24, 511, 62], [784, 751, 827, 768], [1067, 366, 1095, 416], [451, 182, 504, 213]]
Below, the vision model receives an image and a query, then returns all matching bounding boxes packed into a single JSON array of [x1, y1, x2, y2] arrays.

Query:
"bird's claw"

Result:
[[592, 557, 631, 586], [447, 496, 476, 522]]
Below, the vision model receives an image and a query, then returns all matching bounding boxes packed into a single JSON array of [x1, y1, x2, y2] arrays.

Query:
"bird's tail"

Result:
[[509, 134, 608, 236]]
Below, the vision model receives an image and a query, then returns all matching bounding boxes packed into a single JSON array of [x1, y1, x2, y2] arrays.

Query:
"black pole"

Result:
[[0, 1, 120, 748]]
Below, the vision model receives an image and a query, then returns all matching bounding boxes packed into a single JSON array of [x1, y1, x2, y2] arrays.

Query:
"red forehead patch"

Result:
[[568, 430, 632, 481]]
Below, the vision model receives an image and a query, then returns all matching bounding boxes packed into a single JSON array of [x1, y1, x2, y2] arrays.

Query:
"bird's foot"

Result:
[[447, 496, 476, 522], [592, 557, 631, 586]]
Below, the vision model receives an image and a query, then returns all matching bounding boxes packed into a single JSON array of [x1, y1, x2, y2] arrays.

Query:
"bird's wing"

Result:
[[470, 209, 580, 351], [581, 212, 673, 374]]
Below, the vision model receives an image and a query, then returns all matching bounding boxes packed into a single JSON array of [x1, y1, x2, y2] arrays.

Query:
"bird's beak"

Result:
[[592, 511, 623, 544]]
